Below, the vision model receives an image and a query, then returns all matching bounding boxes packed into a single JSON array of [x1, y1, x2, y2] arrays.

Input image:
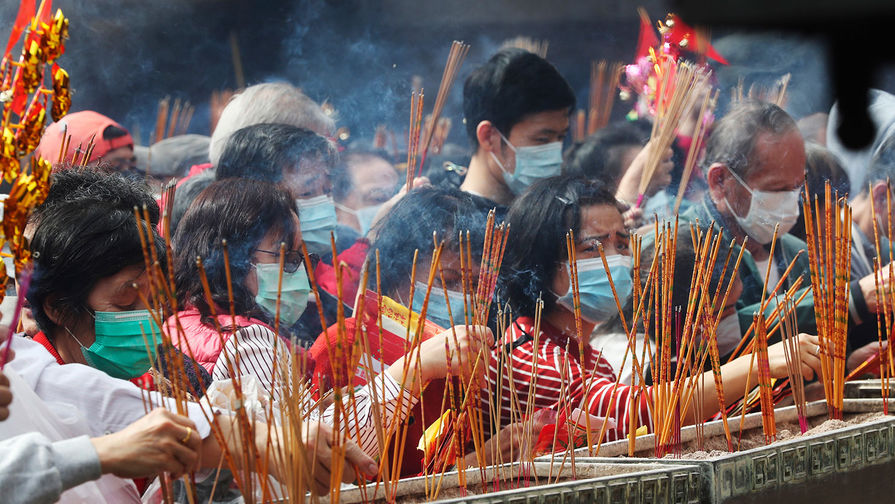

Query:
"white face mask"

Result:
[[489, 130, 562, 195], [723, 167, 801, 245], [335, 202, 382, 236], [714, 313, 742, 357]]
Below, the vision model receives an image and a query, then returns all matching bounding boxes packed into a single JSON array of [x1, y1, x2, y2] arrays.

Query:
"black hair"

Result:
[[369, 187, 494, 297], [499, 175, 620, 318], [703, 100, 799, 179], [173, 178, 299, 324], [215, 123, 337, 183], [463, 48, 576, 151], [102, 124, 130, 140], [27, 170, 162, 336], [790, 143, 850, 241], [563, 122, 649, 184], [331, 149, 393, 201], [169, 169, 215, 234]]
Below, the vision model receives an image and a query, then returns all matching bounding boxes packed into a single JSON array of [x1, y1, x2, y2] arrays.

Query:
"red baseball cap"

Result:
[[35, 110, 134, 165]]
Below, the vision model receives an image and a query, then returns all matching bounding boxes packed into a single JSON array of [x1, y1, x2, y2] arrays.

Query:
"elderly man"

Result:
[[673, 100, 883, 352]]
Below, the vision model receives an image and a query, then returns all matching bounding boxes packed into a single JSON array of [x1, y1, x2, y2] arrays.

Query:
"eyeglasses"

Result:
[[254, 249, 316, 273]]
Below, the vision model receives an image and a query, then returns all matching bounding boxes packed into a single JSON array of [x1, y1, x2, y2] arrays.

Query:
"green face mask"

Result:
[[76, 310, 160, 380]]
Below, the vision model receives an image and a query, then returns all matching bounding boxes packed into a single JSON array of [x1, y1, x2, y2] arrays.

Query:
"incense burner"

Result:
[[560, 399, 895, 503], [328, 460, 702, 504]]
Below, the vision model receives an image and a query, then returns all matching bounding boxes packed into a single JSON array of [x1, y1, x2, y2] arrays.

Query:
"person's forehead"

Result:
[[579, 204, 625, 237], [747, 130, 805, 186], [509, 109, 570, 136], [349, 156, 396, 186]]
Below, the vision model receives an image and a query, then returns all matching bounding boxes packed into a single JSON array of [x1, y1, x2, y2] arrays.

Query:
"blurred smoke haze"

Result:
[[2, 0, 892, 149]]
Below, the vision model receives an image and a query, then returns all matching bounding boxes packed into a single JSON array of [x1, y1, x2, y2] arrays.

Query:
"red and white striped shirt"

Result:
[[484, 317, 652, 442]]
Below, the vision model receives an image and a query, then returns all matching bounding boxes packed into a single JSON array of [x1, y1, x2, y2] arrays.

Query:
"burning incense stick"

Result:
[[636, 60, 710, 208], [419, 41, 470, 171], [802, 181, 852, 419]]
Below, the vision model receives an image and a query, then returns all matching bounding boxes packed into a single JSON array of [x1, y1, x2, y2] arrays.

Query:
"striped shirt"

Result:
[[484, 317, 652, 442], [212, 323, 416, 457]]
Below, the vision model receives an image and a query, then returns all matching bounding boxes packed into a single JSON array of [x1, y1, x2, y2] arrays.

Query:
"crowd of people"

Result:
[[2, 42, 894, 503]]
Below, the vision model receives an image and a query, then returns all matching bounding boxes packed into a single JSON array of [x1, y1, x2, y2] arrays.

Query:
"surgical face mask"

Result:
[[254, 262, 311, 327], [714, 313, 742, 357], [723, 168, 801, 245], [411, 281, 471, 329], [296, 195, 338, 255], [489, 131, 563, 195], [335, 202, 382, 236], [71, 310, 160, 380], [557, 255, 633, 323]]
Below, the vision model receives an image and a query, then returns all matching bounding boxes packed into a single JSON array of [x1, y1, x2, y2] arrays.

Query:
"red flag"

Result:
[[4, 0, 36, 61], [634, 8, 659, 61]]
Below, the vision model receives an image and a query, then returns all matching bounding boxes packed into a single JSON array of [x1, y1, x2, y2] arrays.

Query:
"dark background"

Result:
[[1, 0, 888, 149]]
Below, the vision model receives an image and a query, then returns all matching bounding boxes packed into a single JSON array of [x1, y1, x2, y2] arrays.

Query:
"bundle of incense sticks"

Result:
[[640, 221, 746, 456], [405, 89, 424, 191], [587, 60, 623, 135], [673, 88, 719, 214], [802, 181, 852, 419], [730, 73, 791, 107], [868, 181, 894, 412], [779, 294, 809, 433], [636, 59, 710, 208], [752, 312, 777, 444], [419, 40, 470, 171], [152, 96, 195, 143]]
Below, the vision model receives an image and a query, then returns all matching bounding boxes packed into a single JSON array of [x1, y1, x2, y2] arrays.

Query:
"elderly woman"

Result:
[[27, 170, 168, 381], [489, 176, 825, 442]]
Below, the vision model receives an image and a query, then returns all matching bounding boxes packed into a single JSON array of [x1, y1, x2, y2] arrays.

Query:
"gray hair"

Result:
[[208, 82, 336, 166], [704, 100, 799, 179]]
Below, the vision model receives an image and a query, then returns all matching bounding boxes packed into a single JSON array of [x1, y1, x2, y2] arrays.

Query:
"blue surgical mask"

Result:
[[254, 263, 311, 327], [410, 281, 471, 329], [490, 131, 563, 195], [335, 202, 382, 236], [557, 255, 633, 323], [296, 195, 338, 255]]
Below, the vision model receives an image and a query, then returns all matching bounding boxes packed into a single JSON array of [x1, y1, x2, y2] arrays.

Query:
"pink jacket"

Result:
[[164, 307, 272, 374]]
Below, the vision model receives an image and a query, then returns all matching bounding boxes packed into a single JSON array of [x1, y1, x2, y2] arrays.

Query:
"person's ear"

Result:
[[42, 294, 63, 326], [870, 180, 889, 211], [476, 121, 501, 154], [706, 163, 730, 203]]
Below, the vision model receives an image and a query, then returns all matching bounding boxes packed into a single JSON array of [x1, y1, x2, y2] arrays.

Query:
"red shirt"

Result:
[[485, 317, 653, 442]]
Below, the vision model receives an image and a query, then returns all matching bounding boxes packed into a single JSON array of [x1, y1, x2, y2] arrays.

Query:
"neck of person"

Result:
[[544, 306, 597, 343], [712, 194, 769, 261], [460, 150, 514, 206], [49, 325, 88, 365]]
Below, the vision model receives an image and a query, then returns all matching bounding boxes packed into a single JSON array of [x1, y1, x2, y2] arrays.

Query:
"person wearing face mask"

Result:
[[310, 187, 512, 474], [170, 179, 320, 392], [25, 170, 209, 396], [215, 123, 397, 309], [592, 229, 745, 384], [457, 48, 576, 207], [332, 149, 399, 236], [490, 176, 824, 442], [841, 134, 895, 350], [672, 100, 887, 344]]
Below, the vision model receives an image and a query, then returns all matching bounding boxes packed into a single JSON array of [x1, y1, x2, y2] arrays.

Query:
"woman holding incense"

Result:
[[25, 169, 208, 396], [490, 175, 825, 442], [309, 188, 499, 471]]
